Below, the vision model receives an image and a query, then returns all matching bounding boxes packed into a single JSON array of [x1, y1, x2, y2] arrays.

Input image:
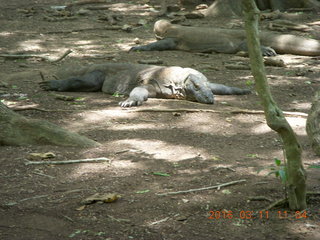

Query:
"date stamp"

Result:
[[208, 210, 309, 220]]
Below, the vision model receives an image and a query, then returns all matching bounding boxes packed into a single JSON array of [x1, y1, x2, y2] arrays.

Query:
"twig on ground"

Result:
[[127, 108, 308, 117], [25, 157, 111, 165], [5, 194, 49, 206], [107, 215, 131, 223], [156, 179, 246, 196], [66, 0, 109, 8], [254, 192, 320, 215], [0, 49, 72, 63], [62, 215, 75, 222], [149, 217, 170, 225], [46, 26, 124, 34], [11, 105, 308, 117], [10, 104, 50, 112], [33, 171, 56, 179], [213, 166, 236, 172], [39, 71, 45, 81], [50, 49, 72, 63], [248, 196, 272, 202]]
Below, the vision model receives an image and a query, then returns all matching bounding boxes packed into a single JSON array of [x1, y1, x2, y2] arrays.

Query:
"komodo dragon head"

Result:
[[154, 19, 172, 40], [183, 74, 214, 104]]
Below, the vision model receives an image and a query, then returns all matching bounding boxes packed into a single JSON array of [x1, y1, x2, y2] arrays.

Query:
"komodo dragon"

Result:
[[130, 19, 320, 56], [40, 63, 250, 107]]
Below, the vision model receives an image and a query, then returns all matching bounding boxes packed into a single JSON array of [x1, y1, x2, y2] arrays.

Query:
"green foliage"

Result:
[[308, 165, 320, 169], [151, 172, 170, 177], [136, 189, 150, 194], [258, 158, 287, 184], [69, 229, 106, 238], [245, 80, 254, 86], [112, 92, 124, 98]]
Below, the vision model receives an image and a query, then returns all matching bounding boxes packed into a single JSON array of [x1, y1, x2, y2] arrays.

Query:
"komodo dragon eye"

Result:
[[193, 82, 200, 90]]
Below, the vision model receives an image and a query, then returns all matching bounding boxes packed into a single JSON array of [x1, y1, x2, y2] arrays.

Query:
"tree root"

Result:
[[11, 105, 308, 118], [130, 107, 308, 117]]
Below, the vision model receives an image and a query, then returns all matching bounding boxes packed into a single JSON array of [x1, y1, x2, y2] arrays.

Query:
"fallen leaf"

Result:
[[28, 152, 56, 160]]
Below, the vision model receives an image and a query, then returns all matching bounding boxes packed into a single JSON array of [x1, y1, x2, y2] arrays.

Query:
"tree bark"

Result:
[[242, 0, 306, 210], [306, 90, 320, 155], [0, 102, 99, 147]]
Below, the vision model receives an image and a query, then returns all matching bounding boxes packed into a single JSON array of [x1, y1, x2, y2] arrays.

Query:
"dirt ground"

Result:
[[0, 0, 319, 239]]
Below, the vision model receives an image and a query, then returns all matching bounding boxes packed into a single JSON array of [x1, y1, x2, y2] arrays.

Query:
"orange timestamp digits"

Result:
[[208, 210, 263, 220], [208, 210, 309, 220]]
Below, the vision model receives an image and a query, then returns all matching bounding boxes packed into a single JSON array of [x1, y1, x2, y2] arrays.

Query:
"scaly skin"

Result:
[[40, 63, 251, 107], [131, 20, 320, 56]]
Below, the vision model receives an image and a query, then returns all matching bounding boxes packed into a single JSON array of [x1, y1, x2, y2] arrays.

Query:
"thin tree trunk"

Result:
[[242, 0, 306, 210]]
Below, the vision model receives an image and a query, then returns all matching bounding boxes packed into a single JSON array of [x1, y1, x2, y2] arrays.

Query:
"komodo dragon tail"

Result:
[[208, 83, 251, 95], [262, 33, 320, 56]]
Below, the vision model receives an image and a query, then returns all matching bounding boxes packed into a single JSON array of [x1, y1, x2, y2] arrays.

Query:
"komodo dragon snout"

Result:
[[184, 74, 214, 104]]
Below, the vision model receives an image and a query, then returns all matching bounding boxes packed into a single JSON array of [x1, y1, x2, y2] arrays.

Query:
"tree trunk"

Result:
[[0, 102, 99, 147], [242, 0, 307, 210], [306, 90, 320, 155], [204, 0, 320, 17]]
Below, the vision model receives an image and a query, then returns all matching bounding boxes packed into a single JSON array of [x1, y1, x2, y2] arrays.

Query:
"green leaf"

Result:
[[222, 189, 231, 195], [69, 230, 82, 238], [152, 172, 170, 177], [267, 170, 277, 176], [136, 189, 150, 194], [75, 97, 85, 101], [278, 169, 287, 183], [274, 158, 281, 166], [246, 80, 254, 86], [308, 165, 320, 169], [112, 92, 124, 97]]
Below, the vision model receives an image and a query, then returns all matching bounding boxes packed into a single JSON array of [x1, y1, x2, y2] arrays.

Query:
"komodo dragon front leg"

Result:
[[119, 84, 158, 107], [130, 38, 177, 52]]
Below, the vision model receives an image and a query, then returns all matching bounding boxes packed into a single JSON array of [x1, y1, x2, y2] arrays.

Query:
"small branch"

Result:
[[11, 105, 307, 117], [258, 198, 288, 212], [107, 215, 131, 223], [50, 49, 72, 63], [5, 194, 49, 206], [10, 104, 50, 112], [25, 157, 111, 165], [0, 49, 72, 62], [33, 171, 55, 179], [156, 179, 246, 196], [66, 0, 109, 8], [214, 166, 236, 172], [128, 108, 308, 117], [45, 26, 124, 34], [149, 217, 170, 225], [248, 196, 272, 202]]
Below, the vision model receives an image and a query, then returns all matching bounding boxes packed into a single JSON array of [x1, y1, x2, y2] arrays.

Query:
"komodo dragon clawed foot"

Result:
[[40, 63, 251, 107]]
